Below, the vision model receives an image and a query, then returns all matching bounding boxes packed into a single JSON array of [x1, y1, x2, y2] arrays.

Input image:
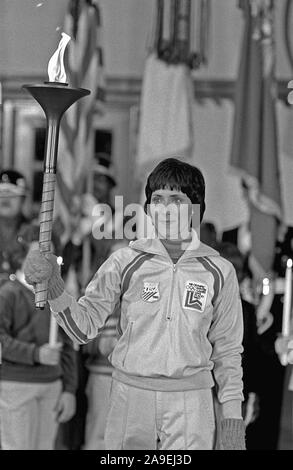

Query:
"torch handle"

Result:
[[35, 172, 56, 309]]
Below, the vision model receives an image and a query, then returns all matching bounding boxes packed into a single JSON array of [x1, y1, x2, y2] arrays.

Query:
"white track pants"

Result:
[[105, 379, 216, 450]]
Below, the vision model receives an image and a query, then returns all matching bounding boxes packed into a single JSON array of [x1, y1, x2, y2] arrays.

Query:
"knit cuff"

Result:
[[48, 274, 65, 300], [220, 418, 246, 450]]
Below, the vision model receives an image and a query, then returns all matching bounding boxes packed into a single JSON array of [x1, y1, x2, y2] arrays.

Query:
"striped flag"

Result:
[[138, 0, 211, 177], [54, 0, 105, 246], [230, 0, 282, 281]]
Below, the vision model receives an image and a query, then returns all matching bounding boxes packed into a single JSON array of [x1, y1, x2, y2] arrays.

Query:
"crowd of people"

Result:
[[0, 157, 293, 450]]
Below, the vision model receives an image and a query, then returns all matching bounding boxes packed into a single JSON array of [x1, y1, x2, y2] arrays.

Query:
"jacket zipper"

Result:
[[166, 263, 177, 321]]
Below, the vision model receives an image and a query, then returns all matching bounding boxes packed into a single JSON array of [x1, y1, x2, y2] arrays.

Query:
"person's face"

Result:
[[93, 174, 112, 203], [0, 194, 23, 218], [149, 188, 193, 240]]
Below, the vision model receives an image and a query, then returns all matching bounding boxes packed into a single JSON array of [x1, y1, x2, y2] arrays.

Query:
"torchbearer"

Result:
[[23, 32, 90, 315], [24, 158, 246, 450]]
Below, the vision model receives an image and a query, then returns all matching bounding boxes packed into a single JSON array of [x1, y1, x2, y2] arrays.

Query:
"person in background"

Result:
[[200, 221, 218, 249], [0, 169, 31, 284], [246, 231, 292, 449], [275, 317, 293, 444], [0, 168, 61, 280], [218, 223, 292, 449], [0, 225, 77, 450], [215, 242, 260, 432], [62, 153, 117, 289]]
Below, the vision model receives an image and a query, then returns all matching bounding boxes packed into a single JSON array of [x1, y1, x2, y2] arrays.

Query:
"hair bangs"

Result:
[[148, 164, 191, 195]]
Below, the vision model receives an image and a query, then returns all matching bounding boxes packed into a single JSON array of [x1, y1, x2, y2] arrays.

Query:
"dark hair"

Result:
[[144, 158, 206, 221]]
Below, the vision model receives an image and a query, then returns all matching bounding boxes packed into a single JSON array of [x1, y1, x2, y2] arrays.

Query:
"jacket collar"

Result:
[[129, 229, 220, 259]]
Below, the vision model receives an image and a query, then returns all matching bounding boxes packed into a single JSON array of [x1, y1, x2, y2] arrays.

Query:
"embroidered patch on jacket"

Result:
[[141, 282, 160, 302], [183, 281, 208, 312]]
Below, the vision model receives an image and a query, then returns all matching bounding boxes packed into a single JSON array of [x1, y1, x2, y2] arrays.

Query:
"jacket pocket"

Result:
[[199, 330, 209, 365], [122, 321, 134, 367]]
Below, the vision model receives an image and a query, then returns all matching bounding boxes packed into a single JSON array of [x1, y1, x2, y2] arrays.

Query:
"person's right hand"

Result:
[[24, 250, 65, 300], [275, 335, 293, 364], [38, 343, 62, 365], [275, 335, 293, 355], [24, 250, 56, 286]]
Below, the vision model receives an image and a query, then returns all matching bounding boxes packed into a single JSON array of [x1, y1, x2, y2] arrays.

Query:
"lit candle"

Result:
[[257, 277, 274, 335], [282, 258, 292, 337], [281, 258, 293, 365], [262, 277, 270, 296]]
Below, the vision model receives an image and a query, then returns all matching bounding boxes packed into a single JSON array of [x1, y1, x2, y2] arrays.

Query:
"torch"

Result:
[[23, 33, 90, 313]]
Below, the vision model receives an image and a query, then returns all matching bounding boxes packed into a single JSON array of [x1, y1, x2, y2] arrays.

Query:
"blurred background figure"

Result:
[[216, 242, 261, 437], [62, 153, 117, 290], [200, 221, 218, 249], [0, 224, 77, 450], [0, 169, 30, 284]]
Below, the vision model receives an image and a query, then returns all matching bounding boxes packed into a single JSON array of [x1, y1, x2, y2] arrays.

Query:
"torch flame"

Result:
[[47, 32, 71, 83]]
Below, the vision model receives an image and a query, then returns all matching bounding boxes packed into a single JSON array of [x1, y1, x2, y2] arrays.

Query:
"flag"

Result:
[[54, 0, 105, 246], [137, 0, 211, 178], [136, 52, 194, 176], [136, 1, 211, 239], [230, 0, 282, 280]]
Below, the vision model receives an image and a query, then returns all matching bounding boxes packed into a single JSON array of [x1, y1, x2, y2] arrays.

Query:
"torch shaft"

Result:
[[35, 117, 60, 309], [35, 172, 57, 308]]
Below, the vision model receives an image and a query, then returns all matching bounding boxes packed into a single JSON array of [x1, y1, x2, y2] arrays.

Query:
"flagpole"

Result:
[[81, 147, 94, 290]]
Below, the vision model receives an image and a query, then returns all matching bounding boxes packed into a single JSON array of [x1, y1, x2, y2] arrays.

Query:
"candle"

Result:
[[262, 277, 270, 296], [282, 258, 292, 336], [281, 258, 292, 366], [49, 314, 58, 346], [257, 277, 274, 335]]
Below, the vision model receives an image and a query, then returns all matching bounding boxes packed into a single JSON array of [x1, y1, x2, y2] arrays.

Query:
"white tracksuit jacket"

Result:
[[49, 231, 244, 404]]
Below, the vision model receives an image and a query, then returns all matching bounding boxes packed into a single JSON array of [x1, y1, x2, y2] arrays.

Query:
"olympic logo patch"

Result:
[[183, 281, 208, 312], [141, 282, 160, 303]]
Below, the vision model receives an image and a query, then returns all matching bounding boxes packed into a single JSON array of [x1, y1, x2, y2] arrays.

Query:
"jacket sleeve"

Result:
[[59, 328, 78, 394], [0, 290, 37, 365], [208, 264, 244, 404], [49, 253, 122, 345]]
